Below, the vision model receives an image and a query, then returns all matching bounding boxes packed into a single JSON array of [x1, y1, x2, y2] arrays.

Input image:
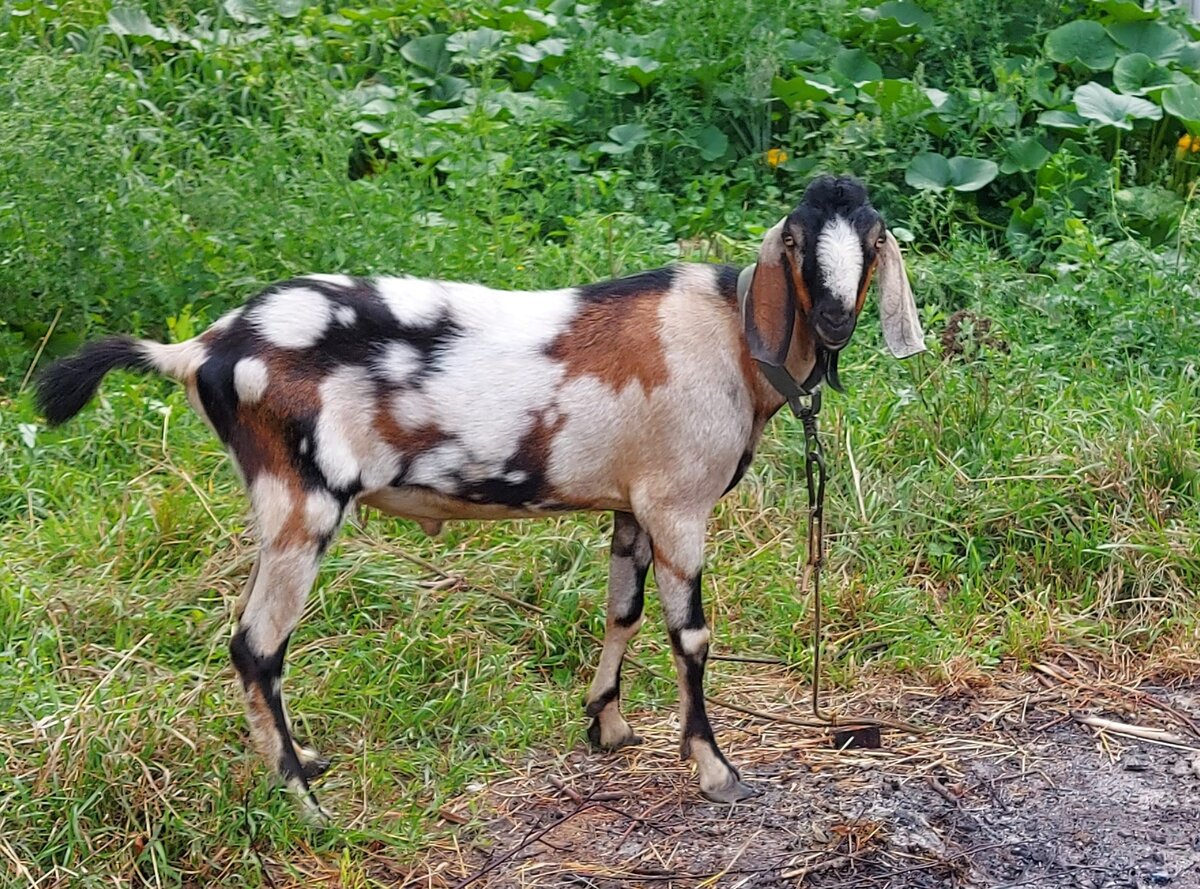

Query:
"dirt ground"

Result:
[[401, 658, 1200, 889]]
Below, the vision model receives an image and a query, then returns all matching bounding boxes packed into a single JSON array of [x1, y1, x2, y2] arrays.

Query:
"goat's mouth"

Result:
[[812, 321, 853, 352]]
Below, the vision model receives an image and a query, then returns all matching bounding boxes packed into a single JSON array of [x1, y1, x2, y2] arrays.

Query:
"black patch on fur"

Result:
[[722, 450, 754, 495], [454, 463, 545, 508], [611, 539, 636, 559], [611, 512, 650, 628], [451, 422, 552, 508], [585, 682, 620, 718], [576, 266, 676, 302], [195, 325, 259, 442], [229, 628, 309, 783], [714, 264, 740, 305], [615, 582, 645, 629], [678, 649, 717, 756], [683, 572, 705, 631], [35, 336, 155, 426], [243, 277, 464, 387]]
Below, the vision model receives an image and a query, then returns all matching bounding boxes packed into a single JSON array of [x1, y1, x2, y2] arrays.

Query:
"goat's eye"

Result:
[[782, 233, 796, 248], [875, 235, 886, 249]]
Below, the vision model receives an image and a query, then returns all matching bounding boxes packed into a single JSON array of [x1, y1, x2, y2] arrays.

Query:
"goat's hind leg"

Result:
[[235, 554, 330, 781], [230, 543, 331, 820]]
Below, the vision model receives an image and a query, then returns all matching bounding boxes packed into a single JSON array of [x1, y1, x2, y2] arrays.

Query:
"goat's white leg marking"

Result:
[[585, 511, 651, 750], [230, 501, 343, 820], [633, 506, 756, 803]]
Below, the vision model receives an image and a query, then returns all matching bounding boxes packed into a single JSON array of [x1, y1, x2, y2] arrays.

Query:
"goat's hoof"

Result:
[[288, 778, 334, 825], [700, 776, 759, 804], [587, 719, 643, 752]]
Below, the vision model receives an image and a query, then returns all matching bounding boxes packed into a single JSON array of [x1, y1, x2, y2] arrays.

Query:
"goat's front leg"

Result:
[[636, 509, 756, 803], [585, 511, 652, 750]]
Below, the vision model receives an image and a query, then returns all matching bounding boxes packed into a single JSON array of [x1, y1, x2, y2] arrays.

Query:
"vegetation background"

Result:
[[1, 0, 1198, 885]]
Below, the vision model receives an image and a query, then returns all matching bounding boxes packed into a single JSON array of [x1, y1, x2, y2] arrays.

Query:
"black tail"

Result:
[[35, 336, 154, 426]]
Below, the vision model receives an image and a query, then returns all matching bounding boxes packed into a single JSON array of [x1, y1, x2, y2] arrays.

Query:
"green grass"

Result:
[[3, 241, 1198, 884], [2, 0, 1199, 885]]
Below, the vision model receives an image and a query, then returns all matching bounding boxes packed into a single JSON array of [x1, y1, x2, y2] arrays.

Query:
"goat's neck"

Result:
[[750, 312, 819, 421]]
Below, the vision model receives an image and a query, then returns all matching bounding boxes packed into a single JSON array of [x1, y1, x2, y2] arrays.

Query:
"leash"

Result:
[[734, 264, 922, 736], [786, 390, 924, 736]]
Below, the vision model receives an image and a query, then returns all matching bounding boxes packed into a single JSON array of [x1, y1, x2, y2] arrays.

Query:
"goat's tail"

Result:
[[35, 335, 207, 426]]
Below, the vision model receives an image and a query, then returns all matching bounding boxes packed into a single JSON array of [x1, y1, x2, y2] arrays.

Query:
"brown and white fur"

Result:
[[35, 175, 924, 819]]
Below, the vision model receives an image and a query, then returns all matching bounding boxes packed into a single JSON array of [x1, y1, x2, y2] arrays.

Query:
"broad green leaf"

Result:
[[446, 28, 505, 61], [601, 49, 662, 86], [535, 38, 569, 59], [923, 88, 952, 110], [1045, 20, 1117, 70], [831, 48, 882, 86], [1162, 83, 1200, 133], [515, 43, 547, 64], [1106, 21, 1184, 63], [273, 0, 305, 17], [1112, 53, 1175, 95], [1000, 137, 1051, 174], [222, 0, 263, 24], [946, 156, 998, 191], [1115, 185, 1184, 244], [401, 34, 451, 75], [1038, 109, 1088, 130], [1074, 81, 1161, 129], [782, 29, 842, 63], [108, 7, 169, 39], [1179, 42, 1200, 72], [608, 123, 649, 146], [875, 0, 933, 29], [358, 98, 398, 118], [599, 73, 638, 95], [773, 74, 839, 105], [694, 125, 728, 161], [1092, 0, 1156, 22], [427, 75, 468, 104], [905, 152, 952, 190], [860, 78, 930, 113]]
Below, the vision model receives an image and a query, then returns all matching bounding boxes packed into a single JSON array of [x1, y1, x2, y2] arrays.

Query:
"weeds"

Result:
[[1, 0, 1199, 886]]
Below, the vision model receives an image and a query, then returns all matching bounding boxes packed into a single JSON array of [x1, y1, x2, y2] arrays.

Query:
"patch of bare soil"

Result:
[[403, 661, 1200, 889]]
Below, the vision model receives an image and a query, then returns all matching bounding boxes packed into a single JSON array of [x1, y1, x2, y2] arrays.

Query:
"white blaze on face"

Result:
[[815, 216, 864, 311]]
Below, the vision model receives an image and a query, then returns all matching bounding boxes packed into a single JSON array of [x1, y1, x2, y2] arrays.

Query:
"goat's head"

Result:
[[741, 175, 925, 391]]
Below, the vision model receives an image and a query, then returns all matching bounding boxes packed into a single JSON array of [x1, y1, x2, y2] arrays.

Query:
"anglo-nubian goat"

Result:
[[36, 175, 924, 818]]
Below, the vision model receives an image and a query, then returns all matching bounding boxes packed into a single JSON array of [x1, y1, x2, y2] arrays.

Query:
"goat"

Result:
[[35, 175, 924, 819]]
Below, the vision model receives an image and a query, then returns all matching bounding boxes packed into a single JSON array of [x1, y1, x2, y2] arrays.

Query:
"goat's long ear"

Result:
[[742, 219, 796, 367], [876, 231, 926, 359]]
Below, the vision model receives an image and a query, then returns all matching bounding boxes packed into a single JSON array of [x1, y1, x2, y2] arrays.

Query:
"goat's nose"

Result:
[[816, 304, 852, 328], [814, 304, 855, 344]]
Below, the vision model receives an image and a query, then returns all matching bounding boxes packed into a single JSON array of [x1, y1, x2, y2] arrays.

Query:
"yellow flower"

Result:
[[1179, 134, 1193, 150], [765, 147, 789, 168]]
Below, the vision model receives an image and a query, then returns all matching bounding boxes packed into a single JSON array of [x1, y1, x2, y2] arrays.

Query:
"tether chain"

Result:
[[789, 391, 922, 735], [795, 393, 832, 723]]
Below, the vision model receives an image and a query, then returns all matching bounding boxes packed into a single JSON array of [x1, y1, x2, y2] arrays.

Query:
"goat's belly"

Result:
[[360, 486, 628, 524]]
